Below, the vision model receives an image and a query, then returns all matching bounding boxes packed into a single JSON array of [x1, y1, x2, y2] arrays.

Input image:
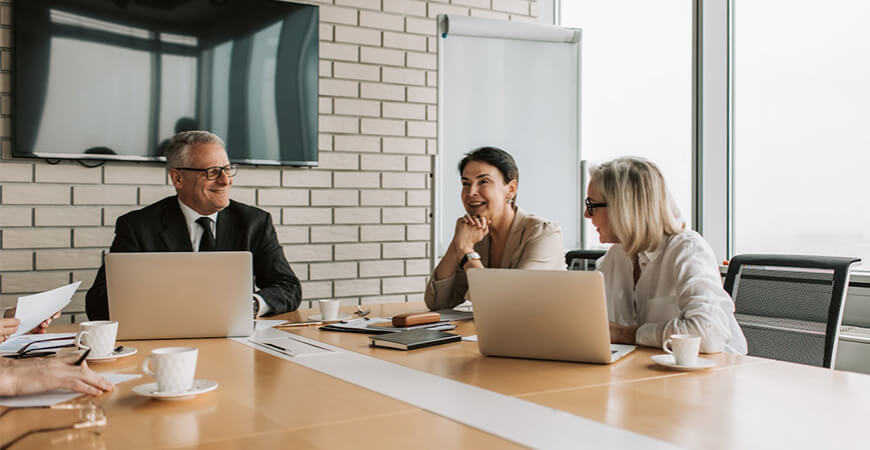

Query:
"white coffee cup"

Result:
[[663, 334, 701, 366], [75, 321, 118, 358], [318, 299, 340, 321], [142, 347, 198, 393]]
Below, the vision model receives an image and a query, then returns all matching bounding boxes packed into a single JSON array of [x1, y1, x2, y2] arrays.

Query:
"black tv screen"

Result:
[[15, 0, 318, 166]]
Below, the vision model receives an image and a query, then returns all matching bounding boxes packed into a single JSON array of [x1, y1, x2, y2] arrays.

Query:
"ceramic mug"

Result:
[[662, 334, 701, 366], [75, 321, 118, 358], [142, 347, 198, 393]]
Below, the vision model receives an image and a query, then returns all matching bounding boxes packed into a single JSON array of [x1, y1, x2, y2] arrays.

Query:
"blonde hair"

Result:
[[588, 157, 684, 255]]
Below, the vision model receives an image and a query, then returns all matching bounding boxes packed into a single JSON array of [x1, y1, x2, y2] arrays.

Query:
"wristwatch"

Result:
[[459, 251, 481, 270]]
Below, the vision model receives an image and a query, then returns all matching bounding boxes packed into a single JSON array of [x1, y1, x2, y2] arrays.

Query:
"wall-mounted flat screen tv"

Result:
[[15, 0, 318, 166]]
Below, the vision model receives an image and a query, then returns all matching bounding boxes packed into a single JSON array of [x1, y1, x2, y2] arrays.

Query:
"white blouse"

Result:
[[598, 230, 747, 354]]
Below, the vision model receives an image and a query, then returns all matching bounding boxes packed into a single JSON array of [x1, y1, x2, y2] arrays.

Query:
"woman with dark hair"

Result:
[[425, 147, 564, 310]]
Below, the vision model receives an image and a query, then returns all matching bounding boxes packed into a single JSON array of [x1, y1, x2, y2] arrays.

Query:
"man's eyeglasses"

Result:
[[585, 197, 608, 216], [176, 164, 238, 180]]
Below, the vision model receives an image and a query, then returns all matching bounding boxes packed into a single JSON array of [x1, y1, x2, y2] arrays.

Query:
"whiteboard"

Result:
[[436, 15, 582, 257]]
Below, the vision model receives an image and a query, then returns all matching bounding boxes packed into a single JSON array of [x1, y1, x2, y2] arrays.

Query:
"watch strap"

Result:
[[459, 251, 481, 269]]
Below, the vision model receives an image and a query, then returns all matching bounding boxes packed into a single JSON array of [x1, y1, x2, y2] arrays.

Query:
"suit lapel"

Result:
[[500, 207, 527, 268], [475, 235, 491, 267], [160, 197, 194, 251], [215, 203, 237, 250]]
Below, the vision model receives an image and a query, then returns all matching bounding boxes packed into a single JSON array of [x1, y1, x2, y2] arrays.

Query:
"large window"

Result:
[[732, 0, 870, 268], [561, 1, 694, 249]]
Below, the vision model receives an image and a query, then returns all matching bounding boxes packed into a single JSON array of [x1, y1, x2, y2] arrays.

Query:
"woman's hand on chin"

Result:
[[453, 215, 490, 253]]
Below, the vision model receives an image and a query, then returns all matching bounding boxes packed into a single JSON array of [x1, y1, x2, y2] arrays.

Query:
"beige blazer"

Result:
[[424, 207, 565, 310]]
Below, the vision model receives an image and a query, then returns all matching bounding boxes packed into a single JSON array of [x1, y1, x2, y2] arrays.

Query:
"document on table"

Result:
[[12, 281, 81, 337], [254, 319, 286, 331], [0, 333, 76, 355], [0, 373, 141, 408], [248, 335, 336, 357]]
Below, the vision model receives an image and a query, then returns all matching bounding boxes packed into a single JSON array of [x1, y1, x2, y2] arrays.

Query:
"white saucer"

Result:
[[86, 346, 138, 363], [651, 354, 716, 371], [307, 314, 352, 321], [132, 379, 218, 401]]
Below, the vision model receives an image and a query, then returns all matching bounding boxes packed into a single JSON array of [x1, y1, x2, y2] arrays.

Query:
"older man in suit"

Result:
[[86, 131, 301, 320]]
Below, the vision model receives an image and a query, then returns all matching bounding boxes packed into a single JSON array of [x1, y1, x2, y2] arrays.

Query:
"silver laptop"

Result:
[[466, 268, 636, 364], [106, 252, 254, 339]]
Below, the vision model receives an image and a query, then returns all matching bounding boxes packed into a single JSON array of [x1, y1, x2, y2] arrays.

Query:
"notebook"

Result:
[[106, 252, 254, 339], [369, 329, 461, 350], [466, 268, 636, 364]]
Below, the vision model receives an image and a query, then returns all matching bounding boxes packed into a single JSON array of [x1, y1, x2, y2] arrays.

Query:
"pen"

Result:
[[74, 349, 91, 366], [263, 342, 296, 356], [340, 317, 369, 324], [280, 320, 323, 327]]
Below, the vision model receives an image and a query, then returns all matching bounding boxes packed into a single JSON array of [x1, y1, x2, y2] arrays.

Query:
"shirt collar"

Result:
[[637, 235, 671, 269], [177, 198, 218, 228]]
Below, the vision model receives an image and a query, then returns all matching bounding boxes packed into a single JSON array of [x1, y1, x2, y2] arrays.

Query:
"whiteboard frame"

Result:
[[434, 15, 583, 265]]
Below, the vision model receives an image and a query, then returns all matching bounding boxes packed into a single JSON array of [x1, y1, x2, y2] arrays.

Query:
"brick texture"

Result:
[[0, 0, 535, 314]]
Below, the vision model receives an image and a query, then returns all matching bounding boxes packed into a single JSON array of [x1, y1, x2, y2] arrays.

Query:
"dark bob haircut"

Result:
[[457, 146, 519, 184]]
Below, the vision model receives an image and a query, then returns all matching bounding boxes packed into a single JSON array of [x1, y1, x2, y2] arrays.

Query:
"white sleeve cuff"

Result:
[[635, 322, 662, 348], [253, 294, 271, 317]]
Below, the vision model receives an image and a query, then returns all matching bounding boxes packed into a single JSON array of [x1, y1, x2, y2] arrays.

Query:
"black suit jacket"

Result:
[[85, 196, 301, 320]]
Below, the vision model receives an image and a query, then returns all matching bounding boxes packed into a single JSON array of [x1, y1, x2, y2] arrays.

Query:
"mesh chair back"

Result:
[[724, 254, 860, 368], [565, 250, 606, 271]]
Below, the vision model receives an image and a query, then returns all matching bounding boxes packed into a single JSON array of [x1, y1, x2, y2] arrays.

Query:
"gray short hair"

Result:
[[589, 156, 684, 255], [164, 131, 225, 169]]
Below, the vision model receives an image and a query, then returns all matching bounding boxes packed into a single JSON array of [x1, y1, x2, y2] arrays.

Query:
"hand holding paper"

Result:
[[12, 282, 81, 338], [0, 318, 21, 341]]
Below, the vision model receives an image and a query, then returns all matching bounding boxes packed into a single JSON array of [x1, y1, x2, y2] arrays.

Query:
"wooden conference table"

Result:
[[2, 302, 870, 449]]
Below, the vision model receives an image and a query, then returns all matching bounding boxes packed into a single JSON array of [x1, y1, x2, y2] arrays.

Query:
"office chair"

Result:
[[723, 254, 861, 368], [565, 250, 606, 271]]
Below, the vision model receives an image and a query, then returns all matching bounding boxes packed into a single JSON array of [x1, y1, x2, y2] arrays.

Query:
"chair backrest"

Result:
[[723, 254, 860, 368], [565, 249, 606, 271]]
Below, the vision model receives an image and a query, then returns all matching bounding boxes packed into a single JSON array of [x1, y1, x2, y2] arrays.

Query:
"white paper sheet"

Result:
[[248, 336, 335, 357], [0, 373, 141, 408], [12, 282, 81, 337], [254, 319, 286, 331], [462, 334, 478, 342], [0, 333, 76, 355]]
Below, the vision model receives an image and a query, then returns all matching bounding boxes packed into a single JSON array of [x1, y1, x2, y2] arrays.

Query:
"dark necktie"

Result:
[[196, 217, 216, 251]]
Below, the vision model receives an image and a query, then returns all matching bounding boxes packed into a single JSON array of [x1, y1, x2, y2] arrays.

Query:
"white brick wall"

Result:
[[0, 0, 535, 313]]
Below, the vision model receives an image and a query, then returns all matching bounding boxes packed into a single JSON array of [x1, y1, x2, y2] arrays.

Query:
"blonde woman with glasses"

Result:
[[584, 157, 746, 354]]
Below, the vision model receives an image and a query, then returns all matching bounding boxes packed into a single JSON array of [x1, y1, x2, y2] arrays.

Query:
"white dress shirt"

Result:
[[598, 229, 747, 354], [177, 200, 218, 251], [177, 199, 270, 316]]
